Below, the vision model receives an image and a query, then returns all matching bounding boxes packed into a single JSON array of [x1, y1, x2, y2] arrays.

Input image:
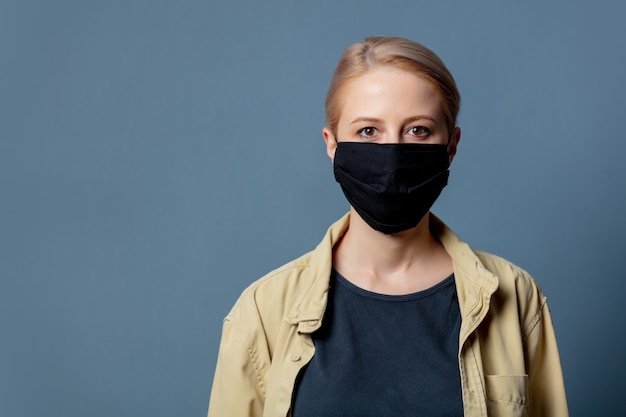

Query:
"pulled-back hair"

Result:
[[325, 37, 461, 135]]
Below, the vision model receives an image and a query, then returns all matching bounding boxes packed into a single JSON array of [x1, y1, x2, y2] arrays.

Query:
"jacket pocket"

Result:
[[484, 374, 528, 417]]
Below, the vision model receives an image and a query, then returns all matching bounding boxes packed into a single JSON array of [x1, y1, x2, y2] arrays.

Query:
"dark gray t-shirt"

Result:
[[292, 270, 463, 417]]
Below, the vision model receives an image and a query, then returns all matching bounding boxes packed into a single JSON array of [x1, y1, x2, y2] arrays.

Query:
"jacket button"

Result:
[[291, 354, 301, 362], [293, 311, 300, 318]]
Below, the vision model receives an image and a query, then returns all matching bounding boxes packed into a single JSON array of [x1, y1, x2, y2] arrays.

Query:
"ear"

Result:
[[322, 127, 337, 161], [447, 127, 461, 165]]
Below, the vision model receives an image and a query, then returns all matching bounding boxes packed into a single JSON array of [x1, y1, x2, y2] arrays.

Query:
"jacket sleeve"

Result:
[[525, 300, 569, 416], [208, 317, 265, 417]]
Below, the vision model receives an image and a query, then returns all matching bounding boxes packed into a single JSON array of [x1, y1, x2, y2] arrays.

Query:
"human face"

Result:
[[323, 67, 460, 163]]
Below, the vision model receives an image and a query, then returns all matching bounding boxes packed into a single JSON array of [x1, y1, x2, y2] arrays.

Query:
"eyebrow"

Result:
[[349, 115, 438, 125]]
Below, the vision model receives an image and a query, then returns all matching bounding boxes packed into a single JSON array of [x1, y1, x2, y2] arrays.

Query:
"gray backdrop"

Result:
[[1, 0, 625, 415]]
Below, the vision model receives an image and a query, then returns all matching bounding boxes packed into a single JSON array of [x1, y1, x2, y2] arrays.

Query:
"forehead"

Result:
[[337, 67, 445, 123]]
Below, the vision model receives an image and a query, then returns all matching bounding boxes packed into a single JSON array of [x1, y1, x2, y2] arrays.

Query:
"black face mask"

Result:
[[333, 142, 450, 234]]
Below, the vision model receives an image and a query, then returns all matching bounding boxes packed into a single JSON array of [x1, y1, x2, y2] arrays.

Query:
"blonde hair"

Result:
[[325, 36, 461, 135]]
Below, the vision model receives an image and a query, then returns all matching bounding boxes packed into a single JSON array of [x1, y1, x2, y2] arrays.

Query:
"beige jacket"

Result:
[[208, 214, 568, 416]]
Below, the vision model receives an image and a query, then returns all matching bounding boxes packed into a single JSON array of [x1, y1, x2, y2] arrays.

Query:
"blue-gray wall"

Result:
[[1, 1, 624, 415]]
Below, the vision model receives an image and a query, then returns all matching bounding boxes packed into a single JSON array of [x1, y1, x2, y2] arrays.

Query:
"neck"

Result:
[[333, 208, 451, 294]]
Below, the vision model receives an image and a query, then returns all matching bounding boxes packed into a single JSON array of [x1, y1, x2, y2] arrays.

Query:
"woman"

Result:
[[208, 36, 568, 417]]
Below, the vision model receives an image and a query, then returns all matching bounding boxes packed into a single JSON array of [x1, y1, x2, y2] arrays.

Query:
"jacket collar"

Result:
[[287, 213, 499, 338], [286, 213, 349, 331], [429, 214, 499, 339]]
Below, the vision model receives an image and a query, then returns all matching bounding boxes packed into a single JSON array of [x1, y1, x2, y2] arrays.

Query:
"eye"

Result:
[[357, 127, 379, 138], [408, 126, 431, 137], [358, 127, 378, 137]]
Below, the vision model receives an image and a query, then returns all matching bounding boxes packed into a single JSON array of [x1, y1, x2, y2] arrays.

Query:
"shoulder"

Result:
[[226, 250, 317, 323], [474, 250, 535, 286], [220, 215, 345, 349], [220, 245, 334, 360], [474, 250, 544, 297], [473, 249, 548, 336]]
